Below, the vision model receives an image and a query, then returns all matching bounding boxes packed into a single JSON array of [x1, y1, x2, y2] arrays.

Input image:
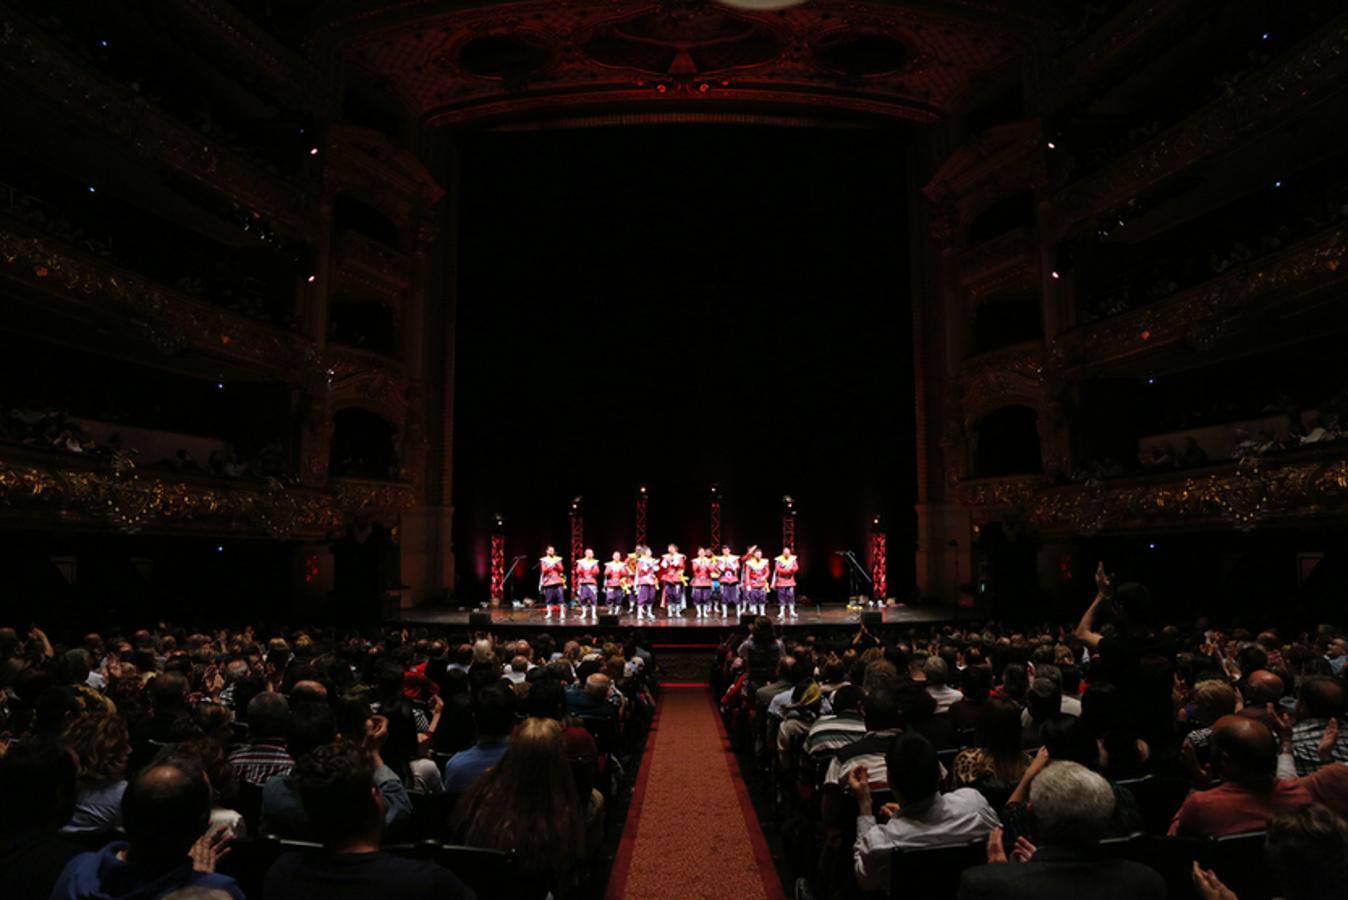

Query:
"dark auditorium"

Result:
[[3, 1, 1348, 898]]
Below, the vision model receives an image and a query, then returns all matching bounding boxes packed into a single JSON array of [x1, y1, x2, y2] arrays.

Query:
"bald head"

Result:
[[123, 759, 211, 862], [289, 680, 328, 706], [585, 673, 612, 701], [1244, 670, 1285, 704], [1212, 715, 1277, 783]]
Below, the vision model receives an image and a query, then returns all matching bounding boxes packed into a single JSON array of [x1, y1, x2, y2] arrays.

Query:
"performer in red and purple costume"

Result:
[[633, 545, 659, 621], [539, 545, 566, 620], [743, 546, 769, 616], [659, 543, 686, 618], [603, 551, 628, 615], [772, 546, 800, 619], [690, 548, 715, 618], [574, 548, 600, 621], [715, 545, 740, 618]]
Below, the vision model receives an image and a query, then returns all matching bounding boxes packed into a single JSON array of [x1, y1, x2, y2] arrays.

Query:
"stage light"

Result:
[[87, 186, 96, 193], [216, 546, 224, 552], [1147, 376, 1155, 385], [698, 83, 710, 93], [1148, 542, 1157, 550], [655, 84, 667, 94], [1262, 32, 1270, 40], [309, 147, 319, 156], [216, 380, 225, 390], [1046, 141, 1056, 150], [306, 274, 316, 283], [1273, 180, 1282, 188], [99, 40, 108, 48], [1050, 270, 1060, 279]]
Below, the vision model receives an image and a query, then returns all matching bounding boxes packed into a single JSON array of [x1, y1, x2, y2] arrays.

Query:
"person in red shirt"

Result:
[[633, 546, 659, 621], [574, 549, 600, 622], [603, 552, 628, 616], [743, 546, 769, 616], [539, 546, 566, 621], [1170, 716, 1312, 837], [690, 548, 715, 619], [660, 543, 686, 618], [772, 546, 800, 620], [716, 545, 741, 618]]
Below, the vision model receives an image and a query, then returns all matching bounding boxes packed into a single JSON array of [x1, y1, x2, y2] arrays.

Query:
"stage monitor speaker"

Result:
[[861, 612, 883, 628], [598, 614, 620, 628], [740, 614, 757, 627], [468, 612, 492, 629]]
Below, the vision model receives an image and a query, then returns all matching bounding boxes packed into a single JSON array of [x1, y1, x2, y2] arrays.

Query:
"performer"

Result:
[[744, 546, 770, 616], [539, 545, 566, 620], [633, 545, 659, 620], [659, 542, 686, 618], [715, 544, 740, 618], [574, 548, 600, 621], [603, 551, 628, 615], [690, 548, 714, 618], [773, 545, 800, 619]]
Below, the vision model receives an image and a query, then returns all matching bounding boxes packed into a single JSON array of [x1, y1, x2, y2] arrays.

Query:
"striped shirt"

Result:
[[825, 728, 903, 790], [804, 712, 868, 758], [229, 742, 295, 788], [1292, 718, 1348, 776]]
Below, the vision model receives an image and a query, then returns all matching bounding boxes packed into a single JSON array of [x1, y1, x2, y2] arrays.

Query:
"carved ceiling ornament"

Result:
[[318, 0, 1030, 125]]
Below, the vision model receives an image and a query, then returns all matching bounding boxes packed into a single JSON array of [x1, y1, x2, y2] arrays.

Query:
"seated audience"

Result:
[[228, 692, 293, 789], [61, 712, 130, 835], [952, 698, 1032, 806], [960, 761, 1164, 899], [565, 673, 617, 721], [1171, 716, 1312, 836], [0, 738, 82, 899], [923, 656, 963, 714], [803, 684, 867, 759], [263, 742, 474, 900], [1292, 677, 1348, 775], [850, 732, 1000, 891], [50, 758, 243, 900], [452, 717, 586, 879], [442, 682, 515, 794]]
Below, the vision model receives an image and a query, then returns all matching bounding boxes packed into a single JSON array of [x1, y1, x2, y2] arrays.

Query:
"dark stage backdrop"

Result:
[[452, 125, 915, 602]]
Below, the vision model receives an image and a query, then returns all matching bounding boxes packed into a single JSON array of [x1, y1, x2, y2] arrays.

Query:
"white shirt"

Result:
[[853, 789, 1001, 891], [1020, 694, 1082, 727], [926, 684, 964, 714], [768, 686, 832, 720]]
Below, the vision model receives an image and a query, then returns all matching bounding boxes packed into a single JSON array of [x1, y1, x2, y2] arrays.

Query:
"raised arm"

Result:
[[1075, 561, 1112, 649]]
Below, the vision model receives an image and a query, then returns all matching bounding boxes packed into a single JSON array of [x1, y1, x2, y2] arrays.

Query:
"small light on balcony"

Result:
[[1046, 141, 1056, 150], [216, 382, 225, 390], [99, 39, 109, 49], [1273, 180, 1282, 188], [306, 274, 316, 283], [1148, 542, 1157, 550], [87, 185, 96, 194], [217, 545, 225, 552], [1050, 270, 1060, 280], [309, 147, 320, 156], [1147, 377, 1155, 385], [1140, 330, 1152, 340], [1261, 32, 1270, 41]]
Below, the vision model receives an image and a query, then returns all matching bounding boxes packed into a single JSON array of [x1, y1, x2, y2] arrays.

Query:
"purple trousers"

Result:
[[605, 588, 625, 607], [578, 584, 597, 605], [721, 583, 739, 606], [691, 587, 711, 606], [663, 584, 683, 609], [777, 587, 796, 606], [541, 585, 564, 608], [747, 588, 766, 607], [637, 584, 657, 606]]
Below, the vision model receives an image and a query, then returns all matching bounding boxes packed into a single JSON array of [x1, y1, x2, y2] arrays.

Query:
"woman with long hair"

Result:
[[950, 698, 1032, 808], [451, 717, 585, 877], [61, 711, 130, 834]]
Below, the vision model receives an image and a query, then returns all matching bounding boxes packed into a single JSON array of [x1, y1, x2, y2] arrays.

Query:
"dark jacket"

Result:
[[958, 846, 1164, 900]]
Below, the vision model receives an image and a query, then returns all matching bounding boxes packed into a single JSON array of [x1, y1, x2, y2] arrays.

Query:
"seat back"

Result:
[[1202, 831, 1271, 900], [889, 838, 985, 898], [1117, 775, 1191, 835], [216, 836, 290, 899], [430, 844, 549, 899]]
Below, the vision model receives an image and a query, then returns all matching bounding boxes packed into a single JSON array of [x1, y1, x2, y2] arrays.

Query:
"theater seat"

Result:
[[1116, 775, 1191, 834], [1200, 831, 1271, 900], [888, 837, 985, 898]]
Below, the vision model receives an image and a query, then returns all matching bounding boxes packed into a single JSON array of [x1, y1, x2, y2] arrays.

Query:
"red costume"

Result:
[[691, 557, 714, 588], [603, 560, 628, 589], [634, 556, 660, 587], [575, 558, 599, 586], [744, 558, 771, 590], [659, 552, 686, 584], [540, 556, 565, 587], [773, 555, 799, 587], [716, 554, 740, 583]]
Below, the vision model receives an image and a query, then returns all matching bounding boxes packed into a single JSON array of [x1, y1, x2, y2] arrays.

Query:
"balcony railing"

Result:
[[335, 230, 412, 301]]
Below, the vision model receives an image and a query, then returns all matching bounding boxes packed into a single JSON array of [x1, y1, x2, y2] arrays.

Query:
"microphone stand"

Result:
[[836, 550, 873, 607], [502, 556, 528, 608]]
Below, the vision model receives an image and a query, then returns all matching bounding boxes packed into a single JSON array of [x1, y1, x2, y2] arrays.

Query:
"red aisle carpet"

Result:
[[606, 687, 786, 900]]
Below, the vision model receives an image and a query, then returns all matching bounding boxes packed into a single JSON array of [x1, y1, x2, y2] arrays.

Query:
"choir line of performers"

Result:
[[539, 543, 801, 621]]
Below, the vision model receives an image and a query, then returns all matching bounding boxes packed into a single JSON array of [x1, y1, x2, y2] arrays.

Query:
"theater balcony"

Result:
[[1043, 10, 1348, 234]]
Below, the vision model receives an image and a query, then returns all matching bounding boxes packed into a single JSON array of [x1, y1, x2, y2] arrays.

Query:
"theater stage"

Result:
[[393, 603, 970, 634]]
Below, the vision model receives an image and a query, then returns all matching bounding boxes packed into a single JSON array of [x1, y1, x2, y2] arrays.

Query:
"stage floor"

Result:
[[394, 604, 968, 631]]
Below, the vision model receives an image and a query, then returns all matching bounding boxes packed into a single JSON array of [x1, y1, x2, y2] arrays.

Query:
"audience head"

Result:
[[292, 741, 383, 848], [959, 664, 991, 703], [1210, 715, 1278, 783], [862, 686, 902, 732], [1028, 761, 1117, 849], [976, 698, 1024, 760], [0, 737, 77, 833], [245, 691, 292, 742], [63, 711, 129, 786], [523, 677, 567, 720], [1244, 669, 1285, 705], [1265, 805, 1348, 900], [1026, 676, 1063, 724], [1193, 679, 1238, 726], [122, 758, 213, 865], [885, 732, 939, 806], [922, 656, 949, 687], [473, 682, 516, 738], [1298, 677, 1345, 721], [289, 701, 339, 760], [831, 684, 865, 715]]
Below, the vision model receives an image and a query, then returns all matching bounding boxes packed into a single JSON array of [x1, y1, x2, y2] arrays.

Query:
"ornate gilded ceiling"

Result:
[[310, 1, 1036, 126]]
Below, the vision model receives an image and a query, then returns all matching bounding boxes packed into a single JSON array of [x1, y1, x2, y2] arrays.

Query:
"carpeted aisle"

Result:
[[606, 687, 786, 900]]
